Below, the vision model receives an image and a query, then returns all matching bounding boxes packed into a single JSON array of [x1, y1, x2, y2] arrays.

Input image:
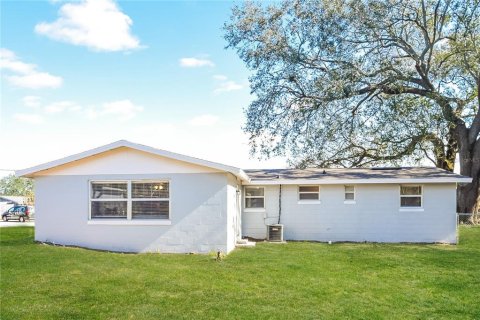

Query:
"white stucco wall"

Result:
[[242, 183, 458, 243], [31, 147, 239, 254], [35, 173, 234, 253]]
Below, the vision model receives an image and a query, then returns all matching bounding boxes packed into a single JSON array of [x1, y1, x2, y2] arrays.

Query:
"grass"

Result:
[[1, 227, 480, 320]]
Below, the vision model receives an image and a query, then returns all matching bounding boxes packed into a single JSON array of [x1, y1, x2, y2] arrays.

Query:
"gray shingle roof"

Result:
[[244, 167, 470, 182]]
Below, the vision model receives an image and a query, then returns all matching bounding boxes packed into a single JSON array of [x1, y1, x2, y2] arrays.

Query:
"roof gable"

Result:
[[16, 140, 249, 181]]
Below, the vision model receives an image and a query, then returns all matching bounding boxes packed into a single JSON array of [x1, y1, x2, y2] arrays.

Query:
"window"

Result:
[[400, 185, 422, 208], [245, 187, 265, 209], [90, 181, 169, 220], [90, 182, 128, 219], [298, 186, 319, 201], [131, 182, 169, 219], [344, 185, 355, 201]]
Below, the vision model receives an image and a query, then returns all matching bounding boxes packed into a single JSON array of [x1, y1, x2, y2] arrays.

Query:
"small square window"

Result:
[[344, 185, 355, 201], [245, 187, 265, 208], [299, 186, 320, 200], [400, 185, 422, 208]]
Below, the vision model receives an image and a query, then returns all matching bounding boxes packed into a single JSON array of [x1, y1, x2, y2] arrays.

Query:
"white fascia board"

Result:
[[243, 177, 472, 185], [16, 140, 126, 178], [16, 140, 250, 181]]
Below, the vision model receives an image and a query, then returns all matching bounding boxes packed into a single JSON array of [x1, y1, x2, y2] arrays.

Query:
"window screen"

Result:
[[299, 186, 319, 200], [91, 201, 127, 218], [91, 183, 127, 199], [132, 201, 169, 219], [400, 185, 422, 208], [245, 187, 265, 208], [132, 182, 169, 198], [345, 185, 355, 200]]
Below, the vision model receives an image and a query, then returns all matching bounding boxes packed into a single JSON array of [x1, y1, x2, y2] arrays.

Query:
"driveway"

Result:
[[0, 221, 34, 227]]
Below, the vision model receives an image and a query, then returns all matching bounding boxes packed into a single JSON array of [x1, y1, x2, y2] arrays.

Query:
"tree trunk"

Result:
[[457, 181, 479, 213], [456, 123, 480, 217]]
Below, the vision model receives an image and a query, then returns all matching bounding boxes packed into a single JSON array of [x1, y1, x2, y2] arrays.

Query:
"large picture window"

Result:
[[90, 181, 170, 220], [400, 185, 422, 208], [245, 186, 265, 209]]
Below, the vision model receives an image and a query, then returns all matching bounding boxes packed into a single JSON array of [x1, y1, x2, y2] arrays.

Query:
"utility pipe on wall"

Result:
[[278, 184, 282, 224]]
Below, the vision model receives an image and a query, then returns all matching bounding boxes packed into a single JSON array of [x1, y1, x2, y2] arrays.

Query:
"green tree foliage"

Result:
[[225, 0, 480, 213], [0, 174, 34, 204]]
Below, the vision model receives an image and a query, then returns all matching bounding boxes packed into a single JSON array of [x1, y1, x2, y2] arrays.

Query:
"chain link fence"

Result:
[[457, 213, 479, 226]]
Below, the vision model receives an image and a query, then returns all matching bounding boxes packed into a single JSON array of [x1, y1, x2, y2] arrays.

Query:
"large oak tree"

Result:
[[225, 0, 480, 214]]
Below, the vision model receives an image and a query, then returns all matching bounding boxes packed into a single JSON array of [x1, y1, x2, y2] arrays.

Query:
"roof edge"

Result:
[[244, 177, 472, 185]]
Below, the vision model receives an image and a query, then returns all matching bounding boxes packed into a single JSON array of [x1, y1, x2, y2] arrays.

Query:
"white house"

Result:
[[16, 140, 471, 253]]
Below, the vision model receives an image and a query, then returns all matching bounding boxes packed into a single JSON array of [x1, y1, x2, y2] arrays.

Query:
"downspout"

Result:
[[278, 184, 282, 224]]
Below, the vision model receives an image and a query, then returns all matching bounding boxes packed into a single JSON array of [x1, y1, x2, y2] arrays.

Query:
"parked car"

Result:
[[1, 205, 34, 222]]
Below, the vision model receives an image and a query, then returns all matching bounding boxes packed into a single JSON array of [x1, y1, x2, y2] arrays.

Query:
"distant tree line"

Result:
[[0, 174, 34, 204]]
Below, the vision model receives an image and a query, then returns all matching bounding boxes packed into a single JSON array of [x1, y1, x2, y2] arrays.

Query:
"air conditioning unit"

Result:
[[267, 224, 284, 242]]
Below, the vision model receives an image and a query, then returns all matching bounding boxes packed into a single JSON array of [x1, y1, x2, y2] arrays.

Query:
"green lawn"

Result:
[[1, 227, 479, 320]]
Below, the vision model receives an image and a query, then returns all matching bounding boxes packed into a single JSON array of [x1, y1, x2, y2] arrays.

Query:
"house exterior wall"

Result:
[[35, 172, 233, 253], [242, 183, 457, 243], [226, 174, 241, 253], [242, 185, 280, 239]]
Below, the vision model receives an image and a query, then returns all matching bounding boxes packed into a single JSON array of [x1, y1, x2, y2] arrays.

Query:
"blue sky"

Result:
[[0, 0, 286, 176]]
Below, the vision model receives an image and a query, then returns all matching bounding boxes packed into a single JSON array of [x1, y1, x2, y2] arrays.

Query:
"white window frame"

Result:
[[244, 186, 266, 212], [88, 180, 172, 225], [399, 184, 424, 211], [344, 185, 356, 204], [298, 185, 321, 204]]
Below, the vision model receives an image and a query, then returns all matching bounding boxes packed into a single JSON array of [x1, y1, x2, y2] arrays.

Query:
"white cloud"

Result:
[[101, 100, 143, 120], [87, 99, 143, 121], [7, 72, 63, 89], [188, 114, 219, 126], [213, 75, 244, 94], [179, 57, 215, 68], [20, 97, 139, 121], [0, 48, 63, 89], [0, 48, 15, 60], [22, 96, 42, 108], [0, 49, 35, 74], [214, 81, 243, 93], [35, 0, 142, 52], [13, 113, 44, 124], [45, 101, 80, 113], [213, 74, 228, 81]]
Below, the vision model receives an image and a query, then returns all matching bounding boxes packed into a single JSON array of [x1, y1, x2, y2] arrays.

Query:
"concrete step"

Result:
[[236, 239, 256, 248]]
